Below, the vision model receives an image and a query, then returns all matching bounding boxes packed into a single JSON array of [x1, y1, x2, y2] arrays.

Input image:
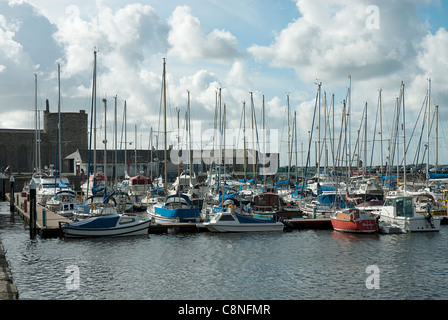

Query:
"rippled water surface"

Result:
[[1, 201, 447, 300]]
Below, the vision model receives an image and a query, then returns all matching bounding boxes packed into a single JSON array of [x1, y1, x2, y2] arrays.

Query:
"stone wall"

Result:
[[0, 102, 88, 174]]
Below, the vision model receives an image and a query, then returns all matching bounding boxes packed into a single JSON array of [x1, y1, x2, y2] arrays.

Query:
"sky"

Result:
[[1, 0, 448, 169]]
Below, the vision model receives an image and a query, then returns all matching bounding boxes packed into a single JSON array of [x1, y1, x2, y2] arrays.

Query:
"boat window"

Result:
[[384, 199, 394, 207], [219, 214, 235, 221], [119, 217, 135, 225], [396, 198, 413, 217]]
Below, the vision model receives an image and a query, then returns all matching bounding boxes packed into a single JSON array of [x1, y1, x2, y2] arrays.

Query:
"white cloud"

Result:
[[167, 5, 241, 64], [248, 0, 425, 85], [0, 14, 24, 65], [416, 27, 448, 89]]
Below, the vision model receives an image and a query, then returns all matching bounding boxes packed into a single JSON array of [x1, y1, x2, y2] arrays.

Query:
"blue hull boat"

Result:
[[62, 213, 150, 238]]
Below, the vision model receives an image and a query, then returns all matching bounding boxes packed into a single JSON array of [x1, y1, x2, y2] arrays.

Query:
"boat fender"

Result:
[[350, 212, 355, 221], [90, 203, 96, 211]]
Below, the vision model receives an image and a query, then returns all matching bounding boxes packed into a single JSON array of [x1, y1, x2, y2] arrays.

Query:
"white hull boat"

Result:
[[62, 213, 150, 238], [200, 206, 284, 233], [377, 195, 441, 233]]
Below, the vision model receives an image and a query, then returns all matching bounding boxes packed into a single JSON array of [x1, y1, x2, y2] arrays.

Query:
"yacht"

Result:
[[377, 195, 441, 233]]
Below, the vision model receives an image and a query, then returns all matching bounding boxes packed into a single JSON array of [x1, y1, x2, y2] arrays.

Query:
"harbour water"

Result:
[[1, 201, 447, 301]]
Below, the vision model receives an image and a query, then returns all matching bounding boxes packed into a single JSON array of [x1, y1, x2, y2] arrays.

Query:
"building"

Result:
[[0, 99, 88, 174], [64, 147, 280, 182]]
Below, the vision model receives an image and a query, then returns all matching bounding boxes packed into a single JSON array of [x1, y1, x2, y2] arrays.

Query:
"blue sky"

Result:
[[1, 0, 448, 169]]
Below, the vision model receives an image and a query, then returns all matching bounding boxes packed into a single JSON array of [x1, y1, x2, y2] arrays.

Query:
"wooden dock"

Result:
[[8, 193, 71, 238], [287, 217, 333, 230]]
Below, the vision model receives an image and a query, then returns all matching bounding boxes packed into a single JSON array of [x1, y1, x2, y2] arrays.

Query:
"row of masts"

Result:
[[32, 55, 440, 191]]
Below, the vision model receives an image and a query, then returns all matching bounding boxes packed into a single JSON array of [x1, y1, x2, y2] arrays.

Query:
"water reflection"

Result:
[[1, 202, 447, 300]]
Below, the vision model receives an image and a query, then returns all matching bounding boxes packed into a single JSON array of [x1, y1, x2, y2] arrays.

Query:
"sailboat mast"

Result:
[[250, 92, 256, 181], [163, 58, 168, 195], [379, 89, 383, 175], [93, 51, 97, 175], [114, 95, 117, 186], [135, 124, 137, 176], [103, 98, 107, 186], [287, 94, 290, 180], [262, 95, 266, 186], [57, 63, 62, 177], [34, 74, 38, 175], [401, 81, 406, 188], [124, 100, 127, 176], [150, 127, 153, 180], [348, 75, 352, 177], [294, 111, 298, 183], [436, 104, 439, 172], [426, 78, 431, 183], [187, 90, 192, 186], [243, 101, 247, 181]]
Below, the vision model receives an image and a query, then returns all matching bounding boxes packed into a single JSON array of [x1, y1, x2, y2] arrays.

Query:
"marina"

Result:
[[1, 2, 448, 304], [1, 59, 447, 302]]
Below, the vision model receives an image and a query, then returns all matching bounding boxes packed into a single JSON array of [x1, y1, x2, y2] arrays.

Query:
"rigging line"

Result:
[[408, 93, 427, 166], [236, 102, 244, 151], [301, 87, 319, 192], [370, 97, 379, 170]]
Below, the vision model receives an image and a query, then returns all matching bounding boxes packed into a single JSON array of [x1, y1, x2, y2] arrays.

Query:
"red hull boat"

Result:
[[331, 208, 378, 233]]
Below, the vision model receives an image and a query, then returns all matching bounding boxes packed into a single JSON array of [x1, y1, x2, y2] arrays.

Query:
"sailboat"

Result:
[[39, 64, 76, 206], [74, 51, 120, 219], [147, 59, 201, 224], [377, 82, 440, 233]]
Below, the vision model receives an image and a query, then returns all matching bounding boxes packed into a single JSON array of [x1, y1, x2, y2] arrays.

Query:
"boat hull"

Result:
[[62, 214, 150, 238], [201, 212, 284, 233], [331, 217, 378, 233], [379, 215, 441, 232]]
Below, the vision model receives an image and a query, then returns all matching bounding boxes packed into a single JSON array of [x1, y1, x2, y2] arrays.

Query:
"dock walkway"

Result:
[[8, 193, 71, 238]]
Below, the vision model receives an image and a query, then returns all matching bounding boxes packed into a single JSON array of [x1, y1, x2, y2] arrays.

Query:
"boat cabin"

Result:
[[252, 193, 282, 212], [336, 208, 360, 221], [383, 196, 414, 218], [164, 194, 194, 210]]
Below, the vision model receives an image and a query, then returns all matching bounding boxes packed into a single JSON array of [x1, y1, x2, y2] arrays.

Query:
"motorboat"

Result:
[[61, 213, 150, 238], [35, 177, 74, 205], [414, 193, 447, 217], [330, 208, 378, 233], [200, 204, 284, 233], [377, 195, 441, 233], [45, 189, 81, 219]]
